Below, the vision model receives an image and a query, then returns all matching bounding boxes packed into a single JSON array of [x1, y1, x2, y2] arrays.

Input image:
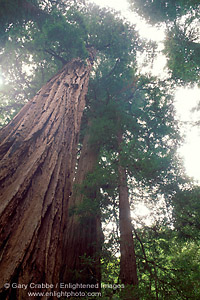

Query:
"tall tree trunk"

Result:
[[0, 58, 92, 299], [62, 130, 103, 288], [117, 131, 138, 292]]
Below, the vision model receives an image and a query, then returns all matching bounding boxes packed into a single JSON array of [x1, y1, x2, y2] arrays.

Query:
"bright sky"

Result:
[[89, 0, 200, 183], [175, 87, 200, 181]]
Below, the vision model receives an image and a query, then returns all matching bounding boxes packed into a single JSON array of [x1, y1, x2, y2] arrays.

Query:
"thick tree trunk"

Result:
[[0, 58, 92, 299], [117, 132, 138, 290], [62, 131, 103, 288]]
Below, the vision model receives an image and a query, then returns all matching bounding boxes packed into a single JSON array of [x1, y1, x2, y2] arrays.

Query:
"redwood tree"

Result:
[[0, 58, 92, 299], [118, 131, 138, 290], [62, 128, 103, 286]]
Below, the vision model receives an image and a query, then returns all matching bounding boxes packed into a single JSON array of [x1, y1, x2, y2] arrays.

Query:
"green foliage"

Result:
[[0, 92, 23, 128], [172, 186, 200, 240], [98, 222, 200, 300], [129, 0, 200, 85], [29, 8, 89, 62], [164, 23, 200, 84], [0, 0, 39, 29], [129, 0, 200, 24], [94, 77, 182, 188], [87, 101, 119, 149], [83, 5, 140, 59], [135, 227, 200, 299]]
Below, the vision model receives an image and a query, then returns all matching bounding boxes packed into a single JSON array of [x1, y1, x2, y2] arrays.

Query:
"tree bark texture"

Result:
[[118, 132, 138, 288], [62, 131, 103, 288], [0, 58, 92, 299]]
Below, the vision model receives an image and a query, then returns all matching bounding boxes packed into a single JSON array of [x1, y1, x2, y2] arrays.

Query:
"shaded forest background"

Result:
[[0, 0, 200, 299]]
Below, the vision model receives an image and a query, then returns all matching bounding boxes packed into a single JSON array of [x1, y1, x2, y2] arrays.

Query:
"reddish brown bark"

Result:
[[118, 132, 138, 290], [62, 131, 103, 288], [0, 58, 92, 299]]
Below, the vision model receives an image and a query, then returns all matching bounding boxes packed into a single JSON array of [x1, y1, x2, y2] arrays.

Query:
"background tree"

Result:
[[62, 127, 103, 287], [84, 68, 186, 298]]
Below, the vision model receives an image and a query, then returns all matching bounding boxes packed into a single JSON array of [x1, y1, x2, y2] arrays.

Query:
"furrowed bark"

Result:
[[118, 131, 138, 295], [62, 131, 103, 288], [0, 58, 92, 299]]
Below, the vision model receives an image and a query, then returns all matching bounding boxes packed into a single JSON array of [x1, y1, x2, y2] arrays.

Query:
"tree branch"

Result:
[[44, 49, 68, 65]]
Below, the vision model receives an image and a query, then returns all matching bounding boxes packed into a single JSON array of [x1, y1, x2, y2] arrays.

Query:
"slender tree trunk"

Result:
[[117, 131, 138, 292], [0, 58, 92, 299], [62, 130, 103, 288]]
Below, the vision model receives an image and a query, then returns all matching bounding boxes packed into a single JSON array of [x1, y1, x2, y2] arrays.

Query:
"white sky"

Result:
[[0, 73, 3, 85], [175, 87, 200, 181], [89, 0, 200, 183]]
